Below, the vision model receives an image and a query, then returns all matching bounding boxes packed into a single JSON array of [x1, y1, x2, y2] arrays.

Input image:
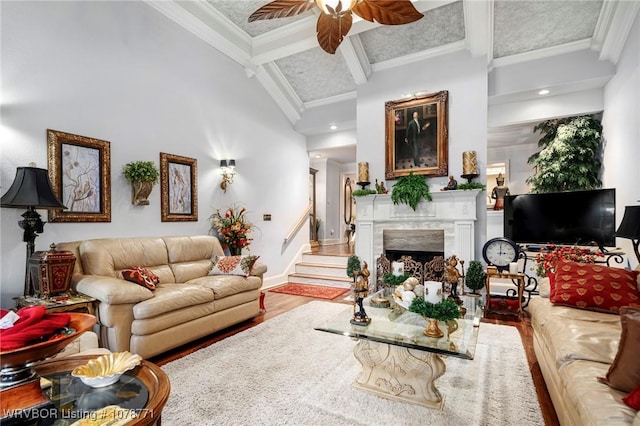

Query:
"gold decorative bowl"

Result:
[[71, 351, 142, 388]]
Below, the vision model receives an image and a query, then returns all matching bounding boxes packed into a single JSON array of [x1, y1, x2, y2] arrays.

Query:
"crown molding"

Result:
[[492, 39, 591, 68], [144, 0, 251, 67], [255, 63, 303, 124], [372, 40, 466, 72], [594, 1, 640, 64], [340, 35, 371, 85]]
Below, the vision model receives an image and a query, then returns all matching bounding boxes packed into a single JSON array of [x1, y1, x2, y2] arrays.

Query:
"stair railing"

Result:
[[284, 205, 312, 244]]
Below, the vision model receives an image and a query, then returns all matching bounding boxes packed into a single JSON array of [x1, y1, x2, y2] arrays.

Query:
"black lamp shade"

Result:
[[228, 159, 236, 168], [616, 206, 640, 239], [220, 160, 228, 168], [1, 167, 66, 209]]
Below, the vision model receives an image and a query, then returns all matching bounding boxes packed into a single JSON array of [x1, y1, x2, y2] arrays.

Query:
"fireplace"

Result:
[[355, 190, 481, 287], [383, 229, 444, 264]]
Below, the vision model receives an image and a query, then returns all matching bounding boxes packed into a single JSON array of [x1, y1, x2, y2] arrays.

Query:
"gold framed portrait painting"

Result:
[[385, 90, 449, 179]]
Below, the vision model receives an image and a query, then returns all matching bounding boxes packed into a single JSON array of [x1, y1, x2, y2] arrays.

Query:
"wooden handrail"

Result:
[[284, 205, 312, 244]]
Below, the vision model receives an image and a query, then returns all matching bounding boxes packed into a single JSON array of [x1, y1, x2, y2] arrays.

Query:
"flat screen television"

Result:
[[503, 188, 616, 248]]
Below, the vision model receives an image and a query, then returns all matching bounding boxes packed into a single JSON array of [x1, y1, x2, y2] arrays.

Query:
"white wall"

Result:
[[356, 51, 489, 259], [0, 1, 309, 307], [603, 12, 640, 268]]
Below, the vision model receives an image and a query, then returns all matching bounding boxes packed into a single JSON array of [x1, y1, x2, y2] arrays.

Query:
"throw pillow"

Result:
[[122, 266, 159, 290], [599, 307, 640, 392], [550, 260, 640, 314], [623, 381, 640, 410], [209, 255, 259, 277]]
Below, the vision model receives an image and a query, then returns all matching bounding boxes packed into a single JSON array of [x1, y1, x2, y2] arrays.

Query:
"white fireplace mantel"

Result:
[[355, 190, 481, 285]]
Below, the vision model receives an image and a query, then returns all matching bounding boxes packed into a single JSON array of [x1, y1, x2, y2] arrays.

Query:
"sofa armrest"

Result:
[[251, 262, 267, 278], [73, 275, 154, 305]]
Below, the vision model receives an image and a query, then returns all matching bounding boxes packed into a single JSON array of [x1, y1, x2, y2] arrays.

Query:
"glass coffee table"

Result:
[[314, 304, 480, 409]]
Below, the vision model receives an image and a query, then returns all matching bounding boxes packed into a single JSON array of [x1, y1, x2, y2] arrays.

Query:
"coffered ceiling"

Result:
[[147, 0, 638, 159]]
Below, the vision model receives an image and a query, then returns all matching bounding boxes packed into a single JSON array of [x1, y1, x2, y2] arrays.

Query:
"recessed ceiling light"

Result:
[[330, 125, 337, 130], [538, 89, 550, 95], [315, 154, 322, 158]]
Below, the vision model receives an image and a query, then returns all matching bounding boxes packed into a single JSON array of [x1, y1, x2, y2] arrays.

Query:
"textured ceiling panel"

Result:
[[275, 47, 357, 103], [359, 1, 465, 64], [207, 0, 312, 36], [494, 0, 602, 58]]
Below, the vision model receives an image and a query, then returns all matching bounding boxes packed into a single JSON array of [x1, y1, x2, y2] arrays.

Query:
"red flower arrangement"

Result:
[[210, 206, 253, 255], [535, 244, 603, 277]]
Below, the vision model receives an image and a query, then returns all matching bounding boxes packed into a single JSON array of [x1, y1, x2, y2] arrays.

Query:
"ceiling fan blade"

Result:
[[352, 0, 423, 25], [248, 0, 316, 22], [316, 12, 353, 54]]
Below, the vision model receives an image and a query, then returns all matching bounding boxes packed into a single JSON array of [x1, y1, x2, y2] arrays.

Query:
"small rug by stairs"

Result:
[[162, 301, 544, 426], [269, 283, 349, 299]]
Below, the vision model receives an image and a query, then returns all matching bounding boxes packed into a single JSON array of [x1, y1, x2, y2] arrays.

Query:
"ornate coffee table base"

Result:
[[352, 340, 446, 410]]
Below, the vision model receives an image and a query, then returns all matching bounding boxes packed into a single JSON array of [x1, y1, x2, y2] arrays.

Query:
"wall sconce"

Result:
[[220, 159, 236, 193]]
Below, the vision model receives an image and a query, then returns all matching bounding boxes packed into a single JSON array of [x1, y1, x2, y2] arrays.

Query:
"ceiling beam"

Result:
[[255, 63, 304, 124], [592, 0, 640, 64], [339, 35, 371, 85], [463, 0, 493, 63]]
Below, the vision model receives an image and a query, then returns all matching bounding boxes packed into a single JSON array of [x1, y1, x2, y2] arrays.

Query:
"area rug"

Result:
[[269, 283, 349, 300], [161, 301, 544, 426]]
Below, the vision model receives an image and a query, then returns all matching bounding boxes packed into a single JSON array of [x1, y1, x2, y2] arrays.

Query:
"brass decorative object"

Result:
[[71, 351, 142, 388], [424, 318, 444, 338]]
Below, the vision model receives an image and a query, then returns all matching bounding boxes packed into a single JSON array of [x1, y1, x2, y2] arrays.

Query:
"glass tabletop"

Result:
[[314, 305, 480, 360]]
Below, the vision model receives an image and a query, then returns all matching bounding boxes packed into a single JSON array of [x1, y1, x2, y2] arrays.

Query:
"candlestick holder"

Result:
[[460, 173, 479, 184], [356, 181, 370, 190]]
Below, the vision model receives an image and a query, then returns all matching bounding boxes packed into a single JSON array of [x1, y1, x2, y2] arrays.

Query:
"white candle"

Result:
[[509, 262, 518, 275], [391, 261, 404, 276], [424, 281, 443, 304]]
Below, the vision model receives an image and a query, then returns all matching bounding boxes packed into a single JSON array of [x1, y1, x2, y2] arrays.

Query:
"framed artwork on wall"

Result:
[[160, 152, 198, 222], [47, 129, 111, 222], [384, 90, 449, 179]]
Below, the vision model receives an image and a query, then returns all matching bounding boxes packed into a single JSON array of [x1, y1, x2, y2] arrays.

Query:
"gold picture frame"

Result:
[[47, 129, 111, 222], [160, 152, 198, 222], [385, 90, 449, 179]]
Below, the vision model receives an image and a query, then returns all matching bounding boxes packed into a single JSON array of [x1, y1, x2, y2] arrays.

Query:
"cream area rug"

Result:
[[161, 301, 544, 426]]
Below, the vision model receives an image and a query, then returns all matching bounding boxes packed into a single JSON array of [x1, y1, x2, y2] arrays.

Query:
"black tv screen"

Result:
[[504, 189, 616, 248]]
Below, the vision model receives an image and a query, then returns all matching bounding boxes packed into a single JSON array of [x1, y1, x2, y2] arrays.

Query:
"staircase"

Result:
[[288, 252, 352, 288]]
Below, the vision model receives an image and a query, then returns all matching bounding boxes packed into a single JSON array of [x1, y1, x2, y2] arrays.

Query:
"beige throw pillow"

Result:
[[599, 306, 640, 392]]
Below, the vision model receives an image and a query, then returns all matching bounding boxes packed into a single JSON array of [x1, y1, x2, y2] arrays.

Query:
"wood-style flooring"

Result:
[[150, 243, 559, 426]]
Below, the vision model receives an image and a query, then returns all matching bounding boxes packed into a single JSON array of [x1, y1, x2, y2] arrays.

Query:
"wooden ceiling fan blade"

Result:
[[352, 0, 423, 25], [316, 12, 353, 54], [248, 0, 316, 22]]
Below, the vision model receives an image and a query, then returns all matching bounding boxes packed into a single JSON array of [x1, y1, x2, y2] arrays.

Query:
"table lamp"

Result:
[[1, 166, 67, 295], [615, 205, 640, 265]]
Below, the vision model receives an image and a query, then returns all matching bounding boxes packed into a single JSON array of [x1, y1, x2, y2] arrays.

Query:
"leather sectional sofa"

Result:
[[528, 280, 640, 425], [57, 235, 266, 359]]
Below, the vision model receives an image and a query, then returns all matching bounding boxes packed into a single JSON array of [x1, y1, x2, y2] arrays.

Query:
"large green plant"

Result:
[[391, 172, 432, 211], [123, 161, 159, 183], [526, 115, 603, 193]]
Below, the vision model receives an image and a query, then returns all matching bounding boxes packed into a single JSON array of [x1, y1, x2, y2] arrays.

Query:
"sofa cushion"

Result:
[[188, 275, 262, 299], [122, 267, 159, 290], [80, 237, 170, 278], [209, 255, 259, 276], [132, 284, 214, 319], [551, 261, 640, 314], [601, 307, 640, 393]]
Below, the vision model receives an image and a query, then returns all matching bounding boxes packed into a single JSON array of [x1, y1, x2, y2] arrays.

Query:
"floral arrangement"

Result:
[[535, 245, 603, 277], [210, 206, 253, 255]]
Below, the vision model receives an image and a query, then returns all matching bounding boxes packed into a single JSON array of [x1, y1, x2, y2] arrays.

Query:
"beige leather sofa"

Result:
[[528, 289, 639, 425], [57, 235, 266, 359]]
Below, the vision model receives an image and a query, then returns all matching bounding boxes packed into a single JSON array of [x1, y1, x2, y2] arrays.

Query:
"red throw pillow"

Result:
[[623, 381, 640, 410], [550, 260, 640, 314], [122, 266, 159, 290]]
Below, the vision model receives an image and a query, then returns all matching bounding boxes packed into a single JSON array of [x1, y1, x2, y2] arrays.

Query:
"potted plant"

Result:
[[123, 161, 159, 206], [346, 255, 361, 281], [465, 260, 486, 296], [409, 297, 460, 338], [526, 115, 603, 193], [390, 172, 432, 211]]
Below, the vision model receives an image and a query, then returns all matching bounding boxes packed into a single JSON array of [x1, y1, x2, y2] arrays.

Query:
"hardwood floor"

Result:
[[150, 243, 559, 426]]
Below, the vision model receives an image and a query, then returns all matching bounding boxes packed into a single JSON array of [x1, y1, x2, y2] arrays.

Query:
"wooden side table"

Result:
[[484, 270, 525, 317], [14, 292, 96, 316]]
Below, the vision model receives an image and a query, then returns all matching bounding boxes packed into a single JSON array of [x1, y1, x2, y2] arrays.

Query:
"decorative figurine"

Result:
[[444, 255, 462, 301], [491, 173, 510, 210], [441, 175, 458, 191], [351, 261, 371, 326]]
